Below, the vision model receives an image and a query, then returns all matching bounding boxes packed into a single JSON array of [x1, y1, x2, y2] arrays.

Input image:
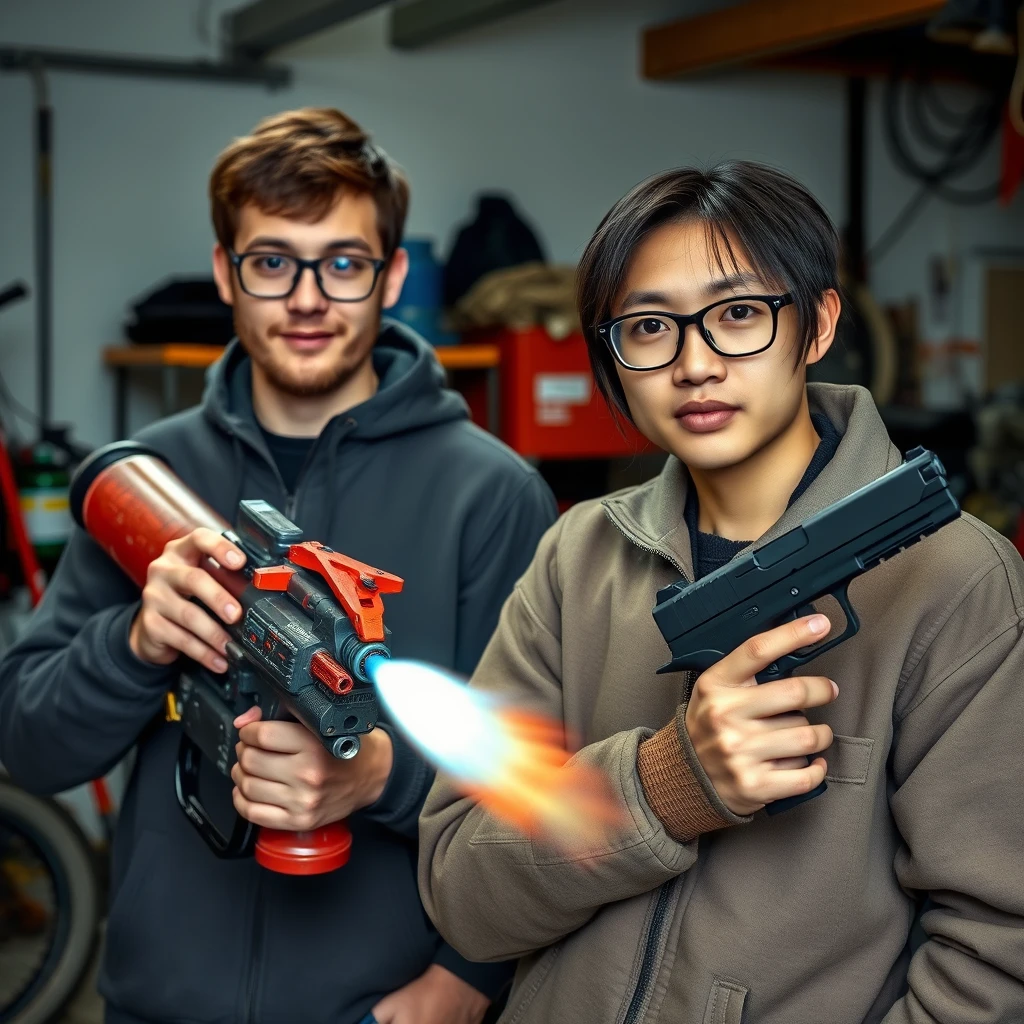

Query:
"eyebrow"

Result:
[[618, 272, 767, 312], [242, 236, 376, 256], [704, 271, 765, 296]]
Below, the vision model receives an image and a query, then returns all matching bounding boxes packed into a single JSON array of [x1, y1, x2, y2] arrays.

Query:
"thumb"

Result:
[[233, 705, 263, 729]]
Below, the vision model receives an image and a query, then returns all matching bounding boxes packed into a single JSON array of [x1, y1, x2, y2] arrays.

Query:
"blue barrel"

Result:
[[387, 238, 457, 346]]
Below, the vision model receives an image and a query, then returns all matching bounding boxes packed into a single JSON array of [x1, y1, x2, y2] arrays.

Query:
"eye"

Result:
[[631, 317, 669, 338], [324, 255, 367, 277], [253, 254, 290, 273], [721, 304, 757, 322]]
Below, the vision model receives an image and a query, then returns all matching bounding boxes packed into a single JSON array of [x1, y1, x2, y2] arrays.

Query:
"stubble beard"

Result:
[[234, 308, 379, 399]]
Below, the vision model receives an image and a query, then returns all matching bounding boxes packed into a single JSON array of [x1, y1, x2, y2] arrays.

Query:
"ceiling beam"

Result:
[[0, 45, 290, 88], [642, 0, 946, 80], [389, 0, 558, 50], [223, 0, 390, 60]]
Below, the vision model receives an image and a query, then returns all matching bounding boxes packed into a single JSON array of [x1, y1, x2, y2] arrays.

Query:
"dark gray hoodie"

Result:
[[0, 322, 557, 1024]]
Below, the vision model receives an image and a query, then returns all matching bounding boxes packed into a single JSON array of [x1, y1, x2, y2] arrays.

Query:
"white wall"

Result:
[[0, 0, 1020, 443]]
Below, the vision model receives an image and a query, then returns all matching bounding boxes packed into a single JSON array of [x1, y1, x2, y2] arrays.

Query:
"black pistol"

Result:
[[653, 447, 961, 815]]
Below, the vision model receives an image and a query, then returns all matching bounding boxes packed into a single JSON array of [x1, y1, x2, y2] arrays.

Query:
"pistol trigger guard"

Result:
[[830, 582, 861, 641], [755, 585, 861, 682]]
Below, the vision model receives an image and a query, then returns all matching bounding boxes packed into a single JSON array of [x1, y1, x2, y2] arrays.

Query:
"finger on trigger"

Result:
[[724, 614, 830, 683]]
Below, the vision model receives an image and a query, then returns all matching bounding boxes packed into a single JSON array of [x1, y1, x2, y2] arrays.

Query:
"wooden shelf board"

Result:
[[642, 0, 948, 80], [103, 343, 500, 371], [750, 25, 1018, 87]]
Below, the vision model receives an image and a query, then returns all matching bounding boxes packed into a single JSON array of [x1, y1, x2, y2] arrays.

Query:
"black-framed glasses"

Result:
[[597, 293, 794, 370], [229, 250, 387, 302]]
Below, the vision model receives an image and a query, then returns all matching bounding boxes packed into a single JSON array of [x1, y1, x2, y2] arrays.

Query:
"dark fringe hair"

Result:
[[576, 161, 841, 422]]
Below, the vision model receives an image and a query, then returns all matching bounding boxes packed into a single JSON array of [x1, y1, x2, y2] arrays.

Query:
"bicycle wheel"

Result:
[[0, 777, 100, 1024]]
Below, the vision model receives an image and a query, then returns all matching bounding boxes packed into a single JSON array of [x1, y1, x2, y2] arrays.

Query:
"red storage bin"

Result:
[[485, 327, 651, 459]]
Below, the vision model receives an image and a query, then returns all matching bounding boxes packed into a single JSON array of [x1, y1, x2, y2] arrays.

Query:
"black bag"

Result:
[[125, 277, 235, 345], [443, 195, 546, 308]]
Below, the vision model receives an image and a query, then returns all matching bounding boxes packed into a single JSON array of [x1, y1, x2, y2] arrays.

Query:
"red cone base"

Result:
[[254, 821, 352, 875]]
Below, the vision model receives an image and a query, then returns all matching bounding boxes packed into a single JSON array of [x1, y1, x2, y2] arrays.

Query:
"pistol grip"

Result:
[[765, 779, 828, 815]]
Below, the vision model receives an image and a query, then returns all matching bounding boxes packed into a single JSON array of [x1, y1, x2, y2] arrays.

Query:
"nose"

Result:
[[672, 322, 725, 387], [287, 265, 329, 315]]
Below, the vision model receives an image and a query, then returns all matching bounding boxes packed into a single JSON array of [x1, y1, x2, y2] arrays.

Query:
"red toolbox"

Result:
[[483, 326, 651, 459]]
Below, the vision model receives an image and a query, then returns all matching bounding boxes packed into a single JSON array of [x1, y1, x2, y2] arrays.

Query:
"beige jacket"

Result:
[[419, 384, 1024, 1024]]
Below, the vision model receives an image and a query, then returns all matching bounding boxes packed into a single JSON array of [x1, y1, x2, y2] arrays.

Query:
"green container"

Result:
[[17, 443, 72, 568]]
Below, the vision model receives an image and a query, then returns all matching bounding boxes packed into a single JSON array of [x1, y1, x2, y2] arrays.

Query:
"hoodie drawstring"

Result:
[[231, 436, 245, 521]]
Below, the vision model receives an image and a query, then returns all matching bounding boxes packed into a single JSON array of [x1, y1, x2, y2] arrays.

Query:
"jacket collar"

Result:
[[602, 384, 902, 579]]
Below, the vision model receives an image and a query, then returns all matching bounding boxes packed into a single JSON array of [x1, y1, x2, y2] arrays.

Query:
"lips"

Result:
[[674, 400, 739, 434], [280, 331, 333, 352]]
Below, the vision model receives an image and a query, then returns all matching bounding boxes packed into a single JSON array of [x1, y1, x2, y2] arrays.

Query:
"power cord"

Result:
[[871, 74, 1004, 262]]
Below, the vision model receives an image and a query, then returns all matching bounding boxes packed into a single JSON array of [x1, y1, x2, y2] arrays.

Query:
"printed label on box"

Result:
[[536, 404, 571, 426], [534, 373, 591, 405]]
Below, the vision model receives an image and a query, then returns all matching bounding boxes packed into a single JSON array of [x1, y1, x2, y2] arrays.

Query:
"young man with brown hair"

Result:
[[0, 108, 556, 1024]]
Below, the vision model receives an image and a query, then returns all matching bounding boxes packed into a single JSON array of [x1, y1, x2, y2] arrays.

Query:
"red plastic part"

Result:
[[254, 821, 352, 874], [485, 326, 652, 459], [0, 433, 46, 605], [310, 650, 353, 695], [287, 542, 403, 642], [252, 565, 296, 591]]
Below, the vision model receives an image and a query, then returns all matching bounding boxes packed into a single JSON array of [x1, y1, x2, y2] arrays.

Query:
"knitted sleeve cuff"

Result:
[[637, 707, 751, 843]]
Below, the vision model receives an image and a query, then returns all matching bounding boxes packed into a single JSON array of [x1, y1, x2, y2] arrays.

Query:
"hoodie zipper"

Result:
[[243, 872, 265, 1024], [622, 882, 675, 1024], [606, 511, 691, 1024]]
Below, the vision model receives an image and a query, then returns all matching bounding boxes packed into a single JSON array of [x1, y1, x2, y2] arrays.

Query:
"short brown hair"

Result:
[[209, 107, 409, 258]]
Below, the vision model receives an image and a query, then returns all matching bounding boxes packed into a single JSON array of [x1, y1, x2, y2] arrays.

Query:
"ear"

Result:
[[212, 244, 236, 307], [381, 248, 409, 310], [804, 288, 841, 366]]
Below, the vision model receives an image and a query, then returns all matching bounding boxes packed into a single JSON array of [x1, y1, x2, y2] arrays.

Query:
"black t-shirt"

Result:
[[684, 413, 842, 580], [259, 425, 317, 495]]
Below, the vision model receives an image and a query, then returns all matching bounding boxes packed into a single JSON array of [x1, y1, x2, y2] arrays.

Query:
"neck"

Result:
[[252, 357, 379, 438], [689, 394, 820, 542]]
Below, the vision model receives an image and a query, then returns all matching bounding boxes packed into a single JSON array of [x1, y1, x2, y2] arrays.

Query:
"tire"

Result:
[[0, 777, 101, 1024]]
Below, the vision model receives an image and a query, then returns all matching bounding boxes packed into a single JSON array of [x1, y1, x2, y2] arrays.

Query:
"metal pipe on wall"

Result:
[[31, 61, 53, 429]]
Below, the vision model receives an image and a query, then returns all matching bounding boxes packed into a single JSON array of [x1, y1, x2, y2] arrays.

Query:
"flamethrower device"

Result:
[[653, 447, 961, 815], [69, 441, 404, 875]]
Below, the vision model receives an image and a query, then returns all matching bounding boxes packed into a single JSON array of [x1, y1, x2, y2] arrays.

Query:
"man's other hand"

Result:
[[129, 526, 246, 673], [372, 964, 490, 1024], [230, 707, 393, 830]]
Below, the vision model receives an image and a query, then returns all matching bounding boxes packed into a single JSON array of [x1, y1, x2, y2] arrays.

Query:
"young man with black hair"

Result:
[[420, 161, 1024, 1023], [0, 108, 556, 1024]]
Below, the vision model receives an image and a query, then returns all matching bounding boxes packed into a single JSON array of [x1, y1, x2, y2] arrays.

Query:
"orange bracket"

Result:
[[253, 542, 404, 642], [251, 544, 403, 640]]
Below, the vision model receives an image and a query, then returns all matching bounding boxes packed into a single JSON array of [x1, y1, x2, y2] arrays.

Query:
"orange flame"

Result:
[[370, 659, 625, 849]]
